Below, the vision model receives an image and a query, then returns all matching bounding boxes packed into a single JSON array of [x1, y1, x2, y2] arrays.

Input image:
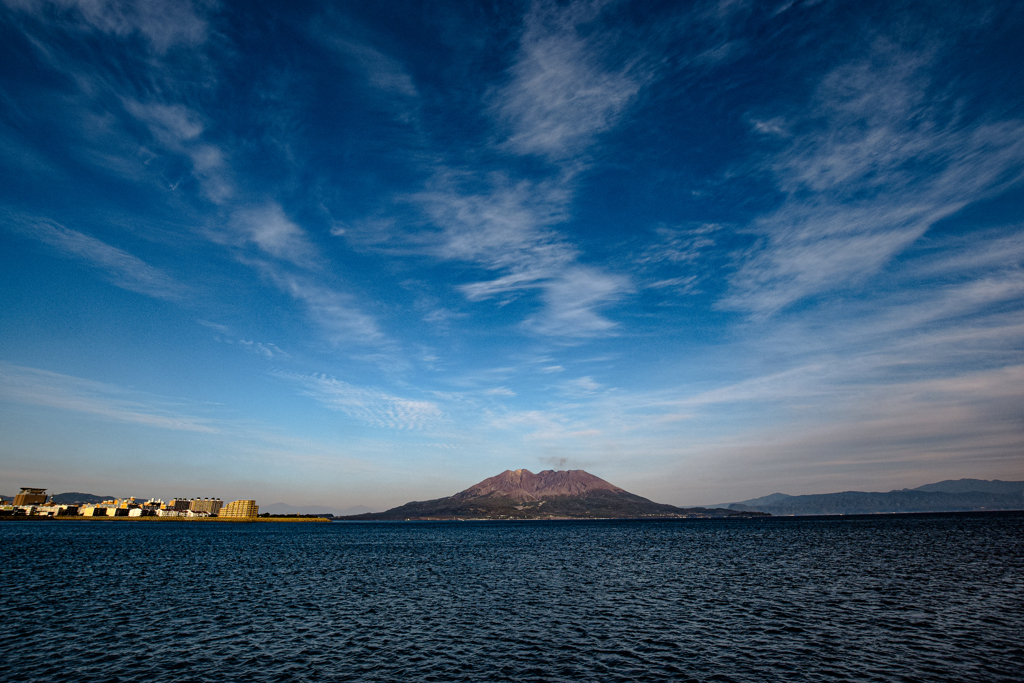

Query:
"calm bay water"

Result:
[[2, 513, 1022, 682]]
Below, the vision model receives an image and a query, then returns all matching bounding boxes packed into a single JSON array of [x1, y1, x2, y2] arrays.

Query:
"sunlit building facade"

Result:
[[189, 498, 223, 515], [14, 488, 47, 506], [220, 500, 259, 518]]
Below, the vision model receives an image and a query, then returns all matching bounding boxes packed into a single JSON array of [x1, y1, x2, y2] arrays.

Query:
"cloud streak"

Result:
[[492, 0, 641, 161], [263, 270, 385, 346], [725, 42, 1024, 316], [2, 0, 210, 53], [6, 214, 188, 300], [0, 362, 217, 432], [417, 173, 630, 337], [274, 371, 442, 431]]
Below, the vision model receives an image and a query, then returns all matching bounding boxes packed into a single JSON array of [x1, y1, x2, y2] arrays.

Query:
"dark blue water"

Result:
[[2, 514, 1022, 682]]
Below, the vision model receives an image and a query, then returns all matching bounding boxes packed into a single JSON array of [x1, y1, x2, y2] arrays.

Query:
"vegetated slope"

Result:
[[342, 469, 766, 520]]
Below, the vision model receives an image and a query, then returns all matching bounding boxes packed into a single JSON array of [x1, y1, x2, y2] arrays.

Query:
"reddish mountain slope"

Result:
[[454, 469, 625, 502]]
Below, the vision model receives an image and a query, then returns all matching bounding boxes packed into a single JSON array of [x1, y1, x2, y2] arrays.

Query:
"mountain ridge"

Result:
[[723, 479, 1024, 515]]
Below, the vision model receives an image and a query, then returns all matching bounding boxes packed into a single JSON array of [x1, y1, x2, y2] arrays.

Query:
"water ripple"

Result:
[[1, 513, 1022, 682]]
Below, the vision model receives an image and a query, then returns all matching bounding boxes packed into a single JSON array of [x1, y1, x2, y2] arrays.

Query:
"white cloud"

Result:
[[0, 363, 218, 432], [421, 175, 573, 270], [263, 270, 385, 346], [417, 174, 630, 337], [324, 38, 418, 98], [274, 371, 442, 431], [123, 99, 232, 202], [492, 0, 641, 161], [3, 0, 210, 53], [638, 224, 722, 265], [558, 375, 602, 397], [7, 214, 187, 300], [197, 319, 230, 334], [123, 100, 204, 145], [231, 204, 318, 268], [238, 340, 290, 359], [525, 266, 631, 336], [725, 43, 1024, 316]]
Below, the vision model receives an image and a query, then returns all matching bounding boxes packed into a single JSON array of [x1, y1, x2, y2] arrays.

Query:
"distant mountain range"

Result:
[[10, 478, 1020, 517], [50, 492, 113, 504], [341, 469, 767, 520], [722, 479, 1024, 515]]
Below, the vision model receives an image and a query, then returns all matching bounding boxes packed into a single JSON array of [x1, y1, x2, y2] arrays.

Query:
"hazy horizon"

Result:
[[2, 0, 1023, 511]]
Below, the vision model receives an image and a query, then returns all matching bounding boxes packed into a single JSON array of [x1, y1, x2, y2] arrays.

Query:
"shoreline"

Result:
[[0, 516, 330, 523]]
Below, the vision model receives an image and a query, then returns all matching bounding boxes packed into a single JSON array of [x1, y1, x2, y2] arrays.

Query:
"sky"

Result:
[[1, 0, 1022, 510]]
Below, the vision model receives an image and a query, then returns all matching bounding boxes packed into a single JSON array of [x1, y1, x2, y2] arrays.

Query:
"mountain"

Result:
[[908, 479, 1024, 495], [724, 479, 1024, 515], [341, 469, 768, 520], [50, 492, 114, 504]]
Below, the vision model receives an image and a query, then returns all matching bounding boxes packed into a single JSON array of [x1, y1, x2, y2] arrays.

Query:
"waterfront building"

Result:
[[167, 498, 191, 511], [34, 504, 78, 517], [14, 488, 47, 506], [220, 500, 259, 518], [189, 498, 223, 515]]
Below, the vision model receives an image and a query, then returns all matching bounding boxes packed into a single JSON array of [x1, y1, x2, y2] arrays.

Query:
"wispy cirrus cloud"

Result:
[[0, 362, 217, 432], [472, 225, 1024, 479], [274, 371, 442, 430], [320, 35, 418, 100], [123, 99, 232, 202], [230, 204, 319, 268], [725, 42, 1024, 316], [6, 214, 188, 300], [259, 267, 385, 346], [416, 173, 631, 336], [1, 0, 211, 53], [355, 1, 647, 339], [491, 0, 642, 161]]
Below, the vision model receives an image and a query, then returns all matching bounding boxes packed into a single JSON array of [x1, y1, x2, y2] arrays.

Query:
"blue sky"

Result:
[[1, 0, 1022, 509]]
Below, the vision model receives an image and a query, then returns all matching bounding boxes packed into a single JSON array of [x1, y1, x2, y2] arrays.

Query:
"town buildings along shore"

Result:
[[1, 489, 260, 520]]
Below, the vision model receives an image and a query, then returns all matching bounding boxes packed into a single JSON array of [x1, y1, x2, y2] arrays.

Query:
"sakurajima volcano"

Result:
[[342, 469, 768, 520]]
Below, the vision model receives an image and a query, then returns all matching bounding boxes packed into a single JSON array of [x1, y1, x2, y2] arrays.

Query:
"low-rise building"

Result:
[[34, 504, 79, 517]]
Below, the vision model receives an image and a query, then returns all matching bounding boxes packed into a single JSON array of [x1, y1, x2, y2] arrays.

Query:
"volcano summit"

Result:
[[342, 469, 767, 520]]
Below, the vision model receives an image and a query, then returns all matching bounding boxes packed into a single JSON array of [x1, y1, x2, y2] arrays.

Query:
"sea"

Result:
[[2, 513, 1021, 682]]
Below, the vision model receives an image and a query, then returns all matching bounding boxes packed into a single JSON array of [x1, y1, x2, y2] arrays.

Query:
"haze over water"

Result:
[[4, 514, 1022, 682]]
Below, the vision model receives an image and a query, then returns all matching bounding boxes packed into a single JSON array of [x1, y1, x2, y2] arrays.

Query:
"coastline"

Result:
[[0, 516, 330, 523]]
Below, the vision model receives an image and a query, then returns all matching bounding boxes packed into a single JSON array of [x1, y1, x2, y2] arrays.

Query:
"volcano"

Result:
[[339, 469, 767, 520]]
